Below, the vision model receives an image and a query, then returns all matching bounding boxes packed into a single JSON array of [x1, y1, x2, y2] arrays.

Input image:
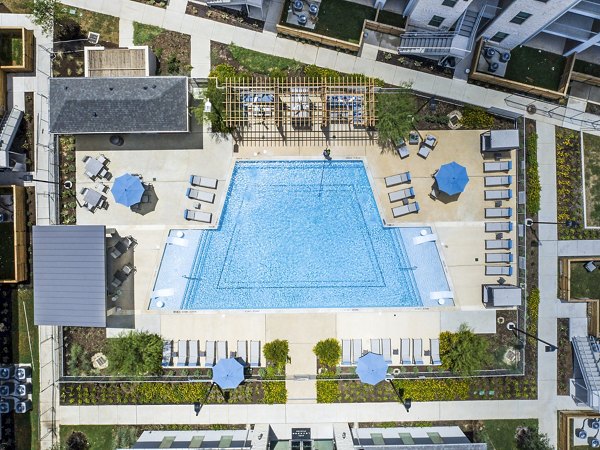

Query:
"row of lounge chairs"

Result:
[[484, 169, 514, 277], [483, 161, 512, 173], [384, 172, 420, 218], [340, 338, 441, 366], [183, 175, 218, 224], [162, 340, 261, 368]]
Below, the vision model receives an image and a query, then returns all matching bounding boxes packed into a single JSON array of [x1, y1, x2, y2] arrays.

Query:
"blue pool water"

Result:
[[152, 160, 450, 310]]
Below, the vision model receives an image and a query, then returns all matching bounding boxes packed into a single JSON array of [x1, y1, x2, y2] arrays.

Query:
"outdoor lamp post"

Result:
[[387, 379, 412, 412], [191, 381, 216, 416], [507, 322, 558, 352], [19, 174, 71, 189], [525, 218, 579, 228]]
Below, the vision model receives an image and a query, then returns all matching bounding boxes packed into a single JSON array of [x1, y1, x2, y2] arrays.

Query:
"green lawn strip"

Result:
[[13, 287, 39, 450], [583, 133, 600, 226], [570, 263, 600, 299], [573, 59, 600, 78], [376, 10, 406, 28], [479, 419, 538, 450], [1, 0, 32, 13], [61, 7, 119, 45], [0, 222, 15, 280], [133, 22, 164, 45], [504, 46, 565, 91], [60, 425, 115, 450], [228, 44, 301, 75], [315, 0, 375, 42]]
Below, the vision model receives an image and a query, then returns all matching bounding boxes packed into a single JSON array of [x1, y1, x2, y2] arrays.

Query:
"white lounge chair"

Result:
[[484, 161, 512, 172], [161, 340, 172, 367], [417, 143, 431, 159], [186, 187, 215, 203], [382, 338, 392, 364], [396, 141, 409, 159], [190, 175, 218, 189], [430, 339, 441, 365], [352, 339, 362, 364], [188, 340, 199, 367], [384, 172, 411, 187], [205, 341, 215, 367], [485, 222, 512, 232], [184, 209, 212, 223], [485, 239, 512, 250], [413, 339, 424, 365], [341, 339, 352, 366], [371, 338, 382, 355], [388, 187, 415, 203], [486, 253, 513, 263], [392, 202, 420, 218], [485, 175, 512, 187], [250, 340, 260, 367], [424, 134, 437, 148], [177, 340, 187, 367], [237, 341, 247, 365], [216, 341, 227, 362], [485, 207, 512, 218], [485, 189, 512, 200], [401, 338, 411, 365], [486, 265, 513, 276]]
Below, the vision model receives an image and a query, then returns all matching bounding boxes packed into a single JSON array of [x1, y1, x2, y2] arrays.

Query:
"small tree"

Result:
[[313, 338, 341, 368], [516, 426, 552, 450], [105, 331, 163, 376], [66, 431, 90, 450], [263, 339, 289, 372], [26, 0, 68, 36], [375, 87, 415, 147], [439, 323, 491, 375]]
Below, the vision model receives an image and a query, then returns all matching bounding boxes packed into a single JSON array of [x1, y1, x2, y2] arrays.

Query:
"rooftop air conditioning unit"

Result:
[[87, 32, 100, 45]]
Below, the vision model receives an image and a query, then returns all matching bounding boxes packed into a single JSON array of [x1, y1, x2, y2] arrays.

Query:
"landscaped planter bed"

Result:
[[186, 2, 264, 31], [377, 51, 453, 79], [133, 23, 191, 76], [556, 318, 571, 396], [583, 132, 600, 227], [58, 136, 77, 225]]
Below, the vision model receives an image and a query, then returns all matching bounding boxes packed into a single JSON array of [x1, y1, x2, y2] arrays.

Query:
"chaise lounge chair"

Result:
[[485, 175, 512, 187], [392, 202, 420, 218], [205, 341, 215, 368], [190, 175, 218, 189], [485, 207, 512, 218], [177, 340, 187, 367], [485, 239, 512, 250], [417, 143, 431, 159], [485, 222, 512, 232], [161, 340, 172, 367], [184, 209, 212, 223], [187, 340, 199, 367], [382, 338, 392, 364], [352, 339, 362, 364], [486, 253, 513, 263], [396, 140, 409, 159], [484, 189, 512, 200], [385, 172, 411, 187], [484, 161, 512, 172], [430, 339, 441, 366], [237, 341, 248, 365], [401, 338, 411, 365], [341, 339, 352, 366], [388, 187, 415, 203], [371, 338, 382, 355], [413, 339, 424, 365], [485, 265, 513, 276], [216, 341, 227, 363], [250, 340, 260, 367], [186, 187, 215, 203]]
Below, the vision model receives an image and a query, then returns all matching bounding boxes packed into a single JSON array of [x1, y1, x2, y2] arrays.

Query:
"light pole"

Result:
[[192, 381, 216, 416], [20, 175, 71, 189], [525, 218, 579, 228], [507, 322, 558, 352], [387, 379, 412, 412]]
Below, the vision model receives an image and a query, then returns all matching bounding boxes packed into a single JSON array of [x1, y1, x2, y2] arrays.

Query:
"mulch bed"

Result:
[[377, 50, 454, 79], [186, 2, 264, 32], [132, 0, 168, 7], [557, 318, 572, 395], [143, 29, 191, 76]]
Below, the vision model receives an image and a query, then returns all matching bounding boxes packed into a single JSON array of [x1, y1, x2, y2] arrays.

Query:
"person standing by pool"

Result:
[[323, 148, 331, 160]]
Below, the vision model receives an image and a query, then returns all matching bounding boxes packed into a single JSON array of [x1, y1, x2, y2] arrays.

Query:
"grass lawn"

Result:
[[479, 419, 538, 450], [60, 7, 119, 45], [583, 133, 600, 226], [376, 10, 406, 28], [132, 22, 191, 75], [133, 23, 164, 45], [504, 46, 566, 91], [570, 262, 600, 299], [0, 0, 32, 13], [574, 59, 600, 78], [228, 44, 301, 75], [0, 33, 23, 66], [60, 425, 116, 450], [13, 287, 39, 450], [0, 222, 15, 280]]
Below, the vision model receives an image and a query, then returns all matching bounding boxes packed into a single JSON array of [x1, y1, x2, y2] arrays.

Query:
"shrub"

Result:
[[439, 323, 491, 375], [262, 381, 287, 404], [67, 343, 91, 376], [516, 425, 552, 450], [316, 380, 340, 403], [105, 331, 163, 376], [132, 22, 163, 45], [376, 88, 416, 146], [269, 67, 287, 80], [263, 339, 289, 373], [313, 338, 341, 368], [526, 131, 541, 214], [460, 106, 494, 129], [527, 288, 540, 338], [395, 378, 470, 401], [210, 64, 238, 83], [304, 64, 341, 79], [66, 431, 89, 450]]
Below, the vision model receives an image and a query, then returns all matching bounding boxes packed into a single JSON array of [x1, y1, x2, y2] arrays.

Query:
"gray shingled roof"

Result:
[[49, 76, 189, 134], [33, 225, 107, 327]]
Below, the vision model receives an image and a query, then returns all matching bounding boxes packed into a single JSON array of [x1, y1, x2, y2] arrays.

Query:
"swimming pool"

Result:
[[151, 160, 451, 310]]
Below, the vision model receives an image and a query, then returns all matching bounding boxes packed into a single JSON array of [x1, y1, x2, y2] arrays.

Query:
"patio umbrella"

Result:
[[111, 173, 145, 207], [212, 358, 245, 390], [356, 352, 389, 386], [434, 162, 469, 196]]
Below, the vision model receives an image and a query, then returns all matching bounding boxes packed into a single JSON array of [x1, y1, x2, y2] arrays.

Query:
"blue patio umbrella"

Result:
[[434, 162, 469, 196], [111, 173, 145, 207], [212, 358, 245, 390], [356, 352, 389, 386]]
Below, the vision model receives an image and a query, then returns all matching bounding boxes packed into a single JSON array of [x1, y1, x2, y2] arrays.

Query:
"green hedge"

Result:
[[527, 288, 540, 338], [460, 106, 494, 129], [316, 380, 341, 403], [526, 132, 541, 214]]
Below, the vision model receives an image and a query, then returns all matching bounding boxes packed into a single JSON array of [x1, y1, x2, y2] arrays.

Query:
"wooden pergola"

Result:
[[223, 77, 377, 145]]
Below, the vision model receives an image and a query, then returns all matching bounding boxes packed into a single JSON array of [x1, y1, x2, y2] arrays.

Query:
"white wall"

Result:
[[407, 0, 473, 30]]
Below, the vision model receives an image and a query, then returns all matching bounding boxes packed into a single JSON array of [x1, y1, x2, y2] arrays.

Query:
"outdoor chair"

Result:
[[396, 141, 409, 159], [585, 261, 597, 273], [485, 239, 512, 250], [250, 341, 260, 367], [186, 187, 215, 203], [216, 341, 227, 363], [205, 341, 215, 368], [190, 175, 218, 189], [430, 339, 441, 366], [485, 222, 512, 233], [370, 338, 382, 355], [84, 171, 95, 179], [184, 209, 212, 223], [384, 172, 411, 188], [141, 193, 150, 203], [413, 339, 424, 365], [485, 265, 513, 276], [429, 188, 438, 201], [341, 339, 352, 366], [483, 161, 512, 172], [485, 207, 512, 218], [388, 187, 414, 203], [484, 175, 512, 187], [484, 189, 512, 201], [177, 340, 187, 367], [424, 134, 437, 148], [486, 253, 513, 263], [109, 245, 124, 260], [187, 340, 199, 367], [382, 339, 392, 364], [401, 338, 411, 365], [97, 154, 109, 165], [82, 156, 90, 163], [352, 339, 362, 364], [79, 187, 88, 196], [237, 341, 248, 365], [417, 143, 431, 159], [161, 340, 172, 367], [392, 201, 420, 218]]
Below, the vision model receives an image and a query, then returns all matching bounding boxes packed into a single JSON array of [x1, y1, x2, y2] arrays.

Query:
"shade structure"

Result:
[[111, 173, 145, 207], [356, 352, 389, 385], [434, 162, 469, 196], [212, 358, 245, 389]]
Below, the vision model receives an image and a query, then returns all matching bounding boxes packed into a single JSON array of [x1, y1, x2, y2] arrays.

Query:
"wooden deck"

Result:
[[86, 48, 147, 77]]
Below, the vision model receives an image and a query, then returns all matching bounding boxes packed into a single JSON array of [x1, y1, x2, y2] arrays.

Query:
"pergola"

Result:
[[223, 77, 377, 145]]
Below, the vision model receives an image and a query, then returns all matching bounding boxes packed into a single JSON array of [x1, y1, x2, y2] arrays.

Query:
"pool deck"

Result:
[[75, 128, 515, 393]]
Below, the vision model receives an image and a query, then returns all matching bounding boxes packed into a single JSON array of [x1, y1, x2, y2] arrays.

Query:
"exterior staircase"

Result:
[[397, 32, 456, 56], [572, 336, 600, 411], [457, 9, 479, 37]]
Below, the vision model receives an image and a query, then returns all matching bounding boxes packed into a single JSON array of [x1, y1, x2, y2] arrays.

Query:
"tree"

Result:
[[105, 331, 163, 376], [313, 338, 341, 368], [439, 323, 491, 375], [516, 426, 552, 450], [263, 339, 289, 372], [26, 0, 68, 36], [375, 87, 415, 147], [66, 431, 90, 450]]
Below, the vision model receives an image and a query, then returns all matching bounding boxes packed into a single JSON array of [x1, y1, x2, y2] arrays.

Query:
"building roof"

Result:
[[33, 225, 107, 327], [85, 46, 148, 77], [49, 76, 189, 134]]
